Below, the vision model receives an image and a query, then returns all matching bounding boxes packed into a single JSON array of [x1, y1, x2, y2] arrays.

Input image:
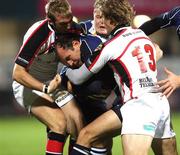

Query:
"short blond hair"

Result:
[[45, 0, 72, 22]]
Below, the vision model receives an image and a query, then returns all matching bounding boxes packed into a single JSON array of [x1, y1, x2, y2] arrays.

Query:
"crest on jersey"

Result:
[[94, 43, 104, 53]]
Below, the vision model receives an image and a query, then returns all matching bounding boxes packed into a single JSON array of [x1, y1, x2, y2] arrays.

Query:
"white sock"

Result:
[[90, 147, 107, 155]]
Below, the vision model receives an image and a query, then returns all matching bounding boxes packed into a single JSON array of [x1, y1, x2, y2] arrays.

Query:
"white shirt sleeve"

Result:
[[65, 64, 93, 85], [66, 46, 111, 85]]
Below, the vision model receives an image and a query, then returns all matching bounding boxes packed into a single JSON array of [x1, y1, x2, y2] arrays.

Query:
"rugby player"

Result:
[[63, 2, 177, 155], [12, 0, 85, 155], [58, 4, 120, 154], [56, 0, 177, 154], [140, 6, 180, 98], [56, 33, 121, 155]]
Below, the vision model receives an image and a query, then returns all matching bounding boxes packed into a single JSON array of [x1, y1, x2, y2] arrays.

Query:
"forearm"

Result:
[[12, 64, 44, 92], [139, 17, 165, 35], [140, 6, 180, 35], [66, 64, 93, 85]]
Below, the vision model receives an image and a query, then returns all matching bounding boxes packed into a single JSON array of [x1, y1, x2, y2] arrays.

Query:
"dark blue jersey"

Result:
[[61, 34, 120, 104], [139, 6, 180, 39], [70, 35, 121, 122], [80, 20, 108, 40], [80, 20, 96, 35]]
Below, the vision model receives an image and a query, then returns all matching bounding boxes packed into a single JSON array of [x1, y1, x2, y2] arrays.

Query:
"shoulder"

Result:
[[81, 35, 103, 53], [80, 20, 95, 35], [23, 19, 51, 41]]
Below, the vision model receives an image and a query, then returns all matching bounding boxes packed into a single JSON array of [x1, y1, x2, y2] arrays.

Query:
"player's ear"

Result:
[[110, 20, 116, 26], [72, 40, 80, 48]]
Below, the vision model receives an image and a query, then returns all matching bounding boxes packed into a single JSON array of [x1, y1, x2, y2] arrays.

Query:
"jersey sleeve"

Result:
[[15, 20, 52, 68], [65, 64, 93, 85], [139, 6, 180, 36], [85, 43, 109, 73]]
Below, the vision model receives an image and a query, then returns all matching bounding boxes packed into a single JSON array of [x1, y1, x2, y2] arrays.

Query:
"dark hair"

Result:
[[55, 33, 80, 49]]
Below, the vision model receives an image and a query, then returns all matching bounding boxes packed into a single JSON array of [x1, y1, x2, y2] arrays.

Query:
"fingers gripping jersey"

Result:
[[86, 27, 158, 103]]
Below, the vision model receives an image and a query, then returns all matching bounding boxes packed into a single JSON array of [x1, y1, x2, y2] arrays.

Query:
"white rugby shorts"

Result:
[[12, 81, 73, 109], [120, 93, 175, 139]]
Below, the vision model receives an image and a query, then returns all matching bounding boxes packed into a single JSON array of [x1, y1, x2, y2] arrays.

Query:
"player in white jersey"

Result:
[[140, 6, 180, 98], [12, 0, 84, 155], [55, 1, 177, 155], [58, 0, 177, 155]]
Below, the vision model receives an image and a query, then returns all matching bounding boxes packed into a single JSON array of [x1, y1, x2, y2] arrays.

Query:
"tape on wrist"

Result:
[[43, 84, 49, 94]]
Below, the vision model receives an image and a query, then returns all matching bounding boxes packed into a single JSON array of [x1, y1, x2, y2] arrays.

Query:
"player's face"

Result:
[[56, 41, 82, 68], [54, 11, 73, 33], [102, 18, 116, 35], [93, 9, 108, 35]]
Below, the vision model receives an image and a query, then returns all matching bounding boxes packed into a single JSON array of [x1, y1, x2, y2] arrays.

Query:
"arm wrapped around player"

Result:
[[139, 6, 180, 38]]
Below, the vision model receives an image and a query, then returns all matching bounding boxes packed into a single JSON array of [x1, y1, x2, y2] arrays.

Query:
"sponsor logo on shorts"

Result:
[[55, 91, 70, 103], [143, 124, 155, 131]]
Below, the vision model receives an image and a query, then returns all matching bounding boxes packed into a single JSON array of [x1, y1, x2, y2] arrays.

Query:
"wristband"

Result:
[[43, 84, 49, 94]]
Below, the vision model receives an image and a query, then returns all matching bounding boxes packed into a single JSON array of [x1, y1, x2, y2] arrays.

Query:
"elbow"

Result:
[[69, 78, 84, 85], [12, 69, 20, 82], [159, 49, 163, 60], [12, 64, 24, 82], [153, 43, 163, 61]]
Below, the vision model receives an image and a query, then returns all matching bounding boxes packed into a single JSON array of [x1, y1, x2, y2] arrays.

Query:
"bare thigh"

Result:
[[31, 96, 67, 134], [61, 98, 85, 139], [122, 134, 153, 155], [77, 110, 121, 147], [152, 136, 178, 155]]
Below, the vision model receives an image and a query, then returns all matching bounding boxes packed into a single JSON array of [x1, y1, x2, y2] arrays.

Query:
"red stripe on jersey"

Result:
[[116, 59, 133, 100], [88, 29, 127, 71], [110, 64, 125, 103], [27, 31, 53, 69], [117, 37, 150, 60], [46, 139, 64, 153], [104, 29, 127, 46], [114, 37, 151, 100], [15, 19, 49, 62], [88, 50, 102, 70]]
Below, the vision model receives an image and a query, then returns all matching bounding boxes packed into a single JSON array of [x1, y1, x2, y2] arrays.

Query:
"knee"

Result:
[[49, 112, 67, 134], [78, 127, 95, 145]]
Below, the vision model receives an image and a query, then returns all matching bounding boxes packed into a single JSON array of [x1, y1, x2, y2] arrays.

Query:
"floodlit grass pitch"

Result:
[[0, 113, 179, 155]]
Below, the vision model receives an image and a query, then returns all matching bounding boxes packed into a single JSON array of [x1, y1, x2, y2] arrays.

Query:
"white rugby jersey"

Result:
[[15, 19, 58, 82], [88, 27, 158, 102], [66, 26, 159, 103]]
